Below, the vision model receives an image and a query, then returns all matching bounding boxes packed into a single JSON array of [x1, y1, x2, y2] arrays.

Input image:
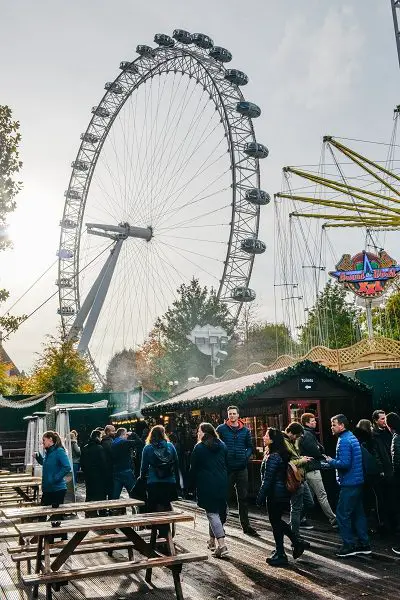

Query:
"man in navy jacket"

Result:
[[325, 414, 370, 558], [216, 406, 258, 536]]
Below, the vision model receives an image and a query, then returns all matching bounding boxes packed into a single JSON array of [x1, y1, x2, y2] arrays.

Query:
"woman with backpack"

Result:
[[190, 423, 229, 558], [140, 425, 179, 541], [256, 427, 304, 566]]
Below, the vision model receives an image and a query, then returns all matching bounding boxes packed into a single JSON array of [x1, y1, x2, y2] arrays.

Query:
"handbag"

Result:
[[130, 476, 147, 501]]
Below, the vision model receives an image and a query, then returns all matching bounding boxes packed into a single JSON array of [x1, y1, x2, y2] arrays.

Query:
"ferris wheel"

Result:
[[57, 30, 269, 381]]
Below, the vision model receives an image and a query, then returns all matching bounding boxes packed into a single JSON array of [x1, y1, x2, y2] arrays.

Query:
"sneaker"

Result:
[[355, 544, 372, 555], [299, 519, 314, 530], [391, 546, 400, 555], [214, 545, 229, 558], [243, 526, 260, 537], [292, 540, 310, 560], [266, 554, 289, 567], [207, 540, 216, 554], [336, 544, 357, 558]]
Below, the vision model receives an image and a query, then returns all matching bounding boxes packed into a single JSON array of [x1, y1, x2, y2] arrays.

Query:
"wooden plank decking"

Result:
[[1, 497, 399, 599]]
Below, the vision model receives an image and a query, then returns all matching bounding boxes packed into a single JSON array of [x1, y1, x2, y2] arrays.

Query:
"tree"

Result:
[[104, 348, 136, 391], [227, 316, 294, 371], [140, 278, 235, 385], [367, 289, 400, 340], [23, 336, 94, 394], [299, 280, 361, 350], [0, 106, 25, 335], [134, 328, 176, 391]]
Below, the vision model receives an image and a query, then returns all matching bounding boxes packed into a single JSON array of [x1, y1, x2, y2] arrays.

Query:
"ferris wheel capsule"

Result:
[[71, 160, 89, 171], [192, 33, 214, 49], [64, 189, 81, 200], [60, 218, 77, 229], [236, 101, 261, 118], [91, 106, 110, 118], [119, 61, 139, 73], [172, 29, 193, 44], [209, 47, 232, 63], [231, 287, 256, 302], [80, 132, 99, 144], [105, 82, 124, 94], [244, 142, 269, 159], [225, 69, 248, 86], [154, 33, 175, 47], [241, 238, 266, 254], [136, 45, 155, 57], [245, 189, 270, 205]]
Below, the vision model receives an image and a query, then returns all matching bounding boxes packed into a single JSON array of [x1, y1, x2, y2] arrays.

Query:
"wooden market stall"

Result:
[[142, 360, 372, 497]]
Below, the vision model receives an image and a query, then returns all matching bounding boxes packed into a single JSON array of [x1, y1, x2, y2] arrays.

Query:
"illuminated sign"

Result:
[[329, 250, 400, 298]]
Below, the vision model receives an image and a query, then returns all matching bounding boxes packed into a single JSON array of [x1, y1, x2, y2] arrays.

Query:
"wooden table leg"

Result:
[[44, 536, 51, 573], [145, 528, 157, 583], [51, 530, 88, 571], [32, 535, 43, 599], [172, 565, 184, 600], [45, 583, 53, 600]]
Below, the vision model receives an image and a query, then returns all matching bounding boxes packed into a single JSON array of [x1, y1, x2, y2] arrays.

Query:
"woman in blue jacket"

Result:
[[140, 425, 179, 539], [190, 423, 229, 558], [35, 430, 71, 507], [256, 428, 305, 566]]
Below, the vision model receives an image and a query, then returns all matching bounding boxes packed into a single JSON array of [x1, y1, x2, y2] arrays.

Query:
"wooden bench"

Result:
[[15, 510, 207, 600], [10, 462, 25, 472]]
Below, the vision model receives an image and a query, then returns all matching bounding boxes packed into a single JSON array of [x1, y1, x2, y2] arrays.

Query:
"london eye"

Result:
[[57, 30, 268, 382]]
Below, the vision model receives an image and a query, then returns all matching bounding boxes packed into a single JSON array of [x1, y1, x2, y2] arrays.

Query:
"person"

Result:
[[190, 422, 229, 558], [354, 419, 381, 532], [101, 424, 115, 500], [283, 423, 314, 542], [140, 425, 179, 541], [216, 406, 258, 536], [70, 430, 81, 485], [34, 431, 71, 508], [325, 414, 370, 557], [299, 413, 337, 528], [80, 430, 107, 513], [371, 409, 395, 531], [111, 427, 143, 499], [385, 412, 400, 554], [256, 427, 304, 566]]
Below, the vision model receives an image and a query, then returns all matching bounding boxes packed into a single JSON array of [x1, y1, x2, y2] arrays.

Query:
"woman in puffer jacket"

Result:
[[256, 428, 304, 566]]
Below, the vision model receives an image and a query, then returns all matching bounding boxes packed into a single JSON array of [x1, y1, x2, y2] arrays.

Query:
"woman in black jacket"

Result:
[[386, 412, 400, 555], [256, 428, 304, 566], [190, 423, 229, 558], [80, 430, 107, 515]]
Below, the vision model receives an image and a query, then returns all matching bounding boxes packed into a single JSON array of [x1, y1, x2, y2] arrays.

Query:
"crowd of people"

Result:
[[32, 405, 400, 565]]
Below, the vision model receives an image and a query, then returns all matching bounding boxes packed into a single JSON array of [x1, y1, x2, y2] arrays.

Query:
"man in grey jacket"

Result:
[[299, 413, 336, 528]]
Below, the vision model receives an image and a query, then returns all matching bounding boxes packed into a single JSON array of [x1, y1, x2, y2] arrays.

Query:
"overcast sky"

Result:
[[0, 0, 399, 373]]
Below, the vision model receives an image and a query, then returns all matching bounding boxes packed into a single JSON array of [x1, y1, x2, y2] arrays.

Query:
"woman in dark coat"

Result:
[[190, 422, 229, 558], [256, 427, 303, 566], [386, 412, 400, 555], [80, 430, 107, 514]]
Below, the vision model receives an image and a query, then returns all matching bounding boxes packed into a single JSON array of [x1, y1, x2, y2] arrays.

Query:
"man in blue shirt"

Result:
[[217, 406, 258, 536], [325, 414, 370, 558]]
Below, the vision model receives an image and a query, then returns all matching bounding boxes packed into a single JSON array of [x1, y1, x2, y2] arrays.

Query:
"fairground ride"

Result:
[[57, 30, 268, 385], [273, 107, 400, 354]]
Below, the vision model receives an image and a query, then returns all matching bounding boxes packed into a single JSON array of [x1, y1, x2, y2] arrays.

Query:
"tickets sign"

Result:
[[329, 250, 400, 298]]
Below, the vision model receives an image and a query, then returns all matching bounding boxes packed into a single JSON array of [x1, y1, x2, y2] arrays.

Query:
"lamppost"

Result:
[[187, 324, 229, 378]]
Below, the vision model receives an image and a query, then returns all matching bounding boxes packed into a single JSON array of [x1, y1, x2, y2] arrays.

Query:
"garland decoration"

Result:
[[142, 360, 371, 416]]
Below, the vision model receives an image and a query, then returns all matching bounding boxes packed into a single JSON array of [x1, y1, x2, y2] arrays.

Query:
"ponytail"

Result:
[[43, 430, 63, 449]]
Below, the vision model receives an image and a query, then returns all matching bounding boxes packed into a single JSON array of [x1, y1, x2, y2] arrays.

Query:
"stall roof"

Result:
[[142, 360, 371, 415]]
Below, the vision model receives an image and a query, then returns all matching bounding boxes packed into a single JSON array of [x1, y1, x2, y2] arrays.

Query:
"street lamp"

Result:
[[187, 324, 230, 378]]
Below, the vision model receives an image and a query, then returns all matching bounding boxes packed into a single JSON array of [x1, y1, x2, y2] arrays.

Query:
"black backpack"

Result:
[[360, 444, 380, 478], [152, 445, 175, 479]]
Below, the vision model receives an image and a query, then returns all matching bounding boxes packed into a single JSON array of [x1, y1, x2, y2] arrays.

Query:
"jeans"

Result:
[[336, 485, 369, 547], [41, 490, 66, 508], [267, 498, 294, 556], [306, 470, 336, 522], [206, 506, 227, 540], [73, 462, 80, 485], [113, 469, 136, 500], [290, 482, 314, 540], [228, 468, 250, 530]]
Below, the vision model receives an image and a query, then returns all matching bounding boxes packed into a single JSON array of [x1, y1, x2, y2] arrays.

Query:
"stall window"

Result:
[[243, 413, 284, 459], [286, 399, 322, 443]]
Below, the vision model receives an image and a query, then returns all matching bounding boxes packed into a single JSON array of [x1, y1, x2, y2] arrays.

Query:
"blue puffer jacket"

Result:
[[216, 421, 253, 471], [329, 430, 364, 487], [256, 452, 290, 505], [36, 445, 71, 492]]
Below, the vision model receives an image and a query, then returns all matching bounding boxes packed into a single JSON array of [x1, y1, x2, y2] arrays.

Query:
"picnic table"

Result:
[[12, 506, 207, 600], [0, 477, 41, 503]]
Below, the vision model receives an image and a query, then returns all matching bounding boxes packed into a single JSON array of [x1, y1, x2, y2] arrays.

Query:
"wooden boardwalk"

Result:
[[1, 499, 399, 599]]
